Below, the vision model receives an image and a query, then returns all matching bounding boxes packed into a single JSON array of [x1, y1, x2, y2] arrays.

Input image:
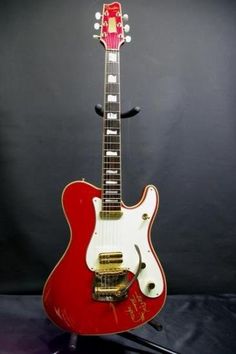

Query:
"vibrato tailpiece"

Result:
[[93, 245, 142, 302]]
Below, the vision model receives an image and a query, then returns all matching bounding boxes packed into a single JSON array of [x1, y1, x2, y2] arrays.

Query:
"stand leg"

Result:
[[118, 332, 180, 354], [64, 331, 180, 354], [68, 333, 78, 351], [148, 320, 163, 332]]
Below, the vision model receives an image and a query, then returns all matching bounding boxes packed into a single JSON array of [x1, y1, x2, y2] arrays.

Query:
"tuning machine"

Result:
[[125, 35, 132, 43], [123, 24, 130, 33], [95, 12, 101, 20], [123, 13, 129, 21], [94, 23, 101, 30]]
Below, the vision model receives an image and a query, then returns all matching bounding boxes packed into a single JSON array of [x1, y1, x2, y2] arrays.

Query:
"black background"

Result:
[[0, 0, 235, 294]]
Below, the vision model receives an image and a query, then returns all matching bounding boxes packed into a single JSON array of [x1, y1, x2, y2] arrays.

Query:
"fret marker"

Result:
[[105, 180, 117, 185], [106, 151, 118, 156], [107, 113, 117, 119], [105, 190, 118, 194], [106, 170, 118, 174], [108, 53, 117, 62], [107, 95, 117, 102], [108, 75, 117, 83], [107, 129, 117, 135], [105, 199, 119, 203]]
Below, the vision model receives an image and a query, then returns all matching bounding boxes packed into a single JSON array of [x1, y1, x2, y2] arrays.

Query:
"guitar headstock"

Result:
[[93, 2, 131, 50]]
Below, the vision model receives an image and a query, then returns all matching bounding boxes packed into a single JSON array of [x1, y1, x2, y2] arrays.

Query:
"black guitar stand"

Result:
[[48, 105, 180, 354], [95, 103, 141, 119], [49, 320, 180, 354]]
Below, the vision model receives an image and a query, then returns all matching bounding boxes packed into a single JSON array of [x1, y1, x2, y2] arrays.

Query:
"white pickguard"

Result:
[[86, 186, 164, 298]]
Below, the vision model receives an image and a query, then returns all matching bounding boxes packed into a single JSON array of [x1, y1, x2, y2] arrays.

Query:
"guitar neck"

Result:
[[101, 49, 122, 213]]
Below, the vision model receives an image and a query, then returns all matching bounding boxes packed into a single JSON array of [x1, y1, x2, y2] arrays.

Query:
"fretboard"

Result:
[[101, 50, 121, 212]]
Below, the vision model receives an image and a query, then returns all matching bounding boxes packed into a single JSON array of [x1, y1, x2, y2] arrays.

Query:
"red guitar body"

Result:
[[43, 181, 166, 335]]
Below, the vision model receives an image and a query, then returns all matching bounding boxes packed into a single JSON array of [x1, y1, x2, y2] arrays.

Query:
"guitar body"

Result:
[[43, 180, 166, 335]]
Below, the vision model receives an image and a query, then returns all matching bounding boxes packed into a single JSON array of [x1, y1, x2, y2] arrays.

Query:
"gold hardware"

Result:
[[93, 245, 143, 302], [142, 213, 150, 220], [99, 252, 123, 265], [93, 269, 128, 301], [99, 252, 122, 258], [100, 211, 123, 220]]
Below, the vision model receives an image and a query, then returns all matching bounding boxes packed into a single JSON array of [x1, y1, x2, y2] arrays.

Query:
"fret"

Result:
[[103, 160, 120, 164], [103, 143, 120, 146], [103, 147, 120, 151], [106, 65, 119, 75], [105, 102, 119, 111], [104, 136, 120, 140], [103, 183, 120, 190], [103, 175, 120, 178], [104, 144, 120, 148], [103, 163, 120, 166], [106, 83, 119, 92], [104, 126, 120, 129], [104, 149, 120, 152], [104, 121, 120, 125], [102, 195, 121, 197], [101, 206, 121, 210]]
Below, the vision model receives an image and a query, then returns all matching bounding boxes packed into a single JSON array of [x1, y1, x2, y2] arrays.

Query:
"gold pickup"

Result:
[[100, 211, 123, 220], [99, 252, 123, 264]]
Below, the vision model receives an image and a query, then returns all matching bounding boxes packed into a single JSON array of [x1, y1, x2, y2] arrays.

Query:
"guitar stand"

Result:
[[49, 104, 180, 354], [50, 320, 180, 354], [95, 104, 141, 119]]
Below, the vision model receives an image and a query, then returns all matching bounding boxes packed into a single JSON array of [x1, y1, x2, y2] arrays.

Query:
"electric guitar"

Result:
[[43, 2, 167, 335]]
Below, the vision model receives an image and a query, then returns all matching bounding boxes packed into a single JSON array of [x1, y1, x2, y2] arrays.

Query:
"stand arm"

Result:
[[95, 104, 141, 119]]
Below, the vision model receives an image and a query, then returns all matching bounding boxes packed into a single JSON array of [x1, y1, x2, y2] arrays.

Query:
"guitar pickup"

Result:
[[99, 252, 123, 264]]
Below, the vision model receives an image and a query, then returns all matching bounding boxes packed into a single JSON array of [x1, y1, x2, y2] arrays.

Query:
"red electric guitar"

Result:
[[43, 2, 167, 335]]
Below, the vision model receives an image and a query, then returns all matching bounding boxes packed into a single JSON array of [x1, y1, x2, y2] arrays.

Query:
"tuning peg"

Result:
[[124, 24, 130, 33], [95, 12, 101, 20], [123, 14, 129, 21], [125, 35, 132, 43], [93, 34, 100, 39], [94, 23, 100, 30]]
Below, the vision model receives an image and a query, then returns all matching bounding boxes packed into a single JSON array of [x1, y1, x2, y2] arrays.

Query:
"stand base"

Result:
[[49, 321, 180, 354]]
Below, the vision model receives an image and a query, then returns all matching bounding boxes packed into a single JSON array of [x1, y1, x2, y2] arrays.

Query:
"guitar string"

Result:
[[108, 48, 120, 292], [102, 46, 122, 294]]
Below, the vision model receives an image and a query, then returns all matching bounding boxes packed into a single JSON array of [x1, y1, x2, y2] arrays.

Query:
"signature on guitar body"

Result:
[[43, 2, 167, 335]]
